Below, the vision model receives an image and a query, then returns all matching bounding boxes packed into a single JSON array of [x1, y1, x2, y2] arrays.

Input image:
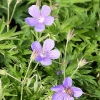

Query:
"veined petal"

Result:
[[71, 87, 83, 98], [35, 23, 45, 32], [63, 77, 72, 88], [51, 85, 64, 92], [48, 49, 60, 59], [52, 92, 71, 100], [35, 55, 43, 62], [28, 5, 40, 18], [31, 41, 42, 52], [64, 97, 74, 100], [43, 39, 55, 52], [44, 16, 54, 26], [40, 58, 52, 66], [62, 93, 74, 100], [25, 17, 37, 26], [41, 5, 51, 17], [52, 92, 65, 100]]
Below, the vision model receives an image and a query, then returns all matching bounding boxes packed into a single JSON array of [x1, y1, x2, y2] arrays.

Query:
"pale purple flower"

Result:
[[31, 39, 60, 66], [51, 77, 83, 100], [25, 5, 54, 32]]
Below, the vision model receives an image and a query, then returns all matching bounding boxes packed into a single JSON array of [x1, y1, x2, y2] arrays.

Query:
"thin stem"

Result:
[[7, 3, 10, 32], [9, 1, 18, 23], [7, 73, 21, 82], [64, 41, 68, 60], [63, 41, 68, 79], [49, 0, 52, 7], [20, 82, 24, 100], [71, 65, 79, 78], [30, 62, 39, 75], [20, 59, 32, 100], [24, 59, 32, 81]]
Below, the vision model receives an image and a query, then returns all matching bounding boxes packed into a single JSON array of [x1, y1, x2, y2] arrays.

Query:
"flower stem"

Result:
[[49, 0, 52, 7], [71, 65, 79, 78], [20, 59, 32, 100], [24, 59, 32, 81], [30, 62, 39, 77], [7, 73, 21, 82], [63, 41, 68, 79], [9, 1, 18, 23], [7, 3, 10, 32], [20, 82, 24, 100]]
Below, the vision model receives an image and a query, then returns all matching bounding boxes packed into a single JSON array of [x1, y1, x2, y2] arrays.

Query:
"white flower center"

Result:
[[38, 17, 44, 23], [40, 52, 46, 58]]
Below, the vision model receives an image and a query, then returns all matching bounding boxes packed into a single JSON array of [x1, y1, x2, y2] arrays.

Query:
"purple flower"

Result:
[[25, 5, 54, 32], [51, 77, 83, 100], [31, 39, 60, 66]]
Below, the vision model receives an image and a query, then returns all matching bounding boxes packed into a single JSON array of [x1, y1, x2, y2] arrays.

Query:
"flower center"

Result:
[[40, 52, 46, 58], [65, 88, 72, 96], [38, 17, 44, 23]]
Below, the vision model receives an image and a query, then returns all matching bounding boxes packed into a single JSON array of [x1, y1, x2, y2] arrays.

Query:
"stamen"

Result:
[[38, 17, 44, 23], [65, 88, 72, 96]]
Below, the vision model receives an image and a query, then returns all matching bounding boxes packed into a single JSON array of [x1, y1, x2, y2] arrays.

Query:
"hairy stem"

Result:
[[63, 41, 68, 79], [9, 1, 18, 23], [71, 65, 79, 77], [20, 59, 32, 100]]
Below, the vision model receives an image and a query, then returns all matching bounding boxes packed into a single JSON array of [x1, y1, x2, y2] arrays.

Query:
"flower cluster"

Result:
[[25, 4, 83, 100], [51, 77, 83, 100]]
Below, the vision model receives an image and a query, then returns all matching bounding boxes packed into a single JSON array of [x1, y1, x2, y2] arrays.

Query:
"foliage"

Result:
[[0, 0, 100, 100]]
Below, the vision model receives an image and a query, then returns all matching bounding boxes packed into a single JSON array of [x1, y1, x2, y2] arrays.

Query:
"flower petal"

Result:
[[63, 77, 72, 88], [43, 39, 55, 52], [41, 5, 51, 17], [40, 58, 52, 66], [35, 23, 45, 32], [35, 55, 43, 62], [31, 41, 42, 52], [44, 16, 54, 26], [28, 5, 40, 18], [25, 17, 38, 26], [52, 92, 72, 100], [64, 97, 74, 100], [52, 92, 65, 100], [63, 95, 74, 100], [48, 49, 60, 59], [51, 85, 64, 92], [71, 87, 83, 98]]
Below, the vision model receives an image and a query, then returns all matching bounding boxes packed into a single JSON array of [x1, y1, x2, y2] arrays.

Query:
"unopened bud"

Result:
[[67, 29, 76, 43], [51, 4, 58, 10], [78, 58, 88, 68], [0, 70, 7, 75], [17, 0, 22, 3], [7, 0, 12, 4]]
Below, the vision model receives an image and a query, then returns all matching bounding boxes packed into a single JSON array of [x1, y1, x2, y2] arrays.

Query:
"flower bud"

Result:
[[7, 0, 12, 4], [0, 70, 7, 75], [17, 0, 22, 3], [67, 29, 76, 43], [78, 58, 88, 68]]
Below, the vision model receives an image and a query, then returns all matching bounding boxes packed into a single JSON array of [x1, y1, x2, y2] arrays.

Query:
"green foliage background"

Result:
[[0, 0, 100, 100]]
